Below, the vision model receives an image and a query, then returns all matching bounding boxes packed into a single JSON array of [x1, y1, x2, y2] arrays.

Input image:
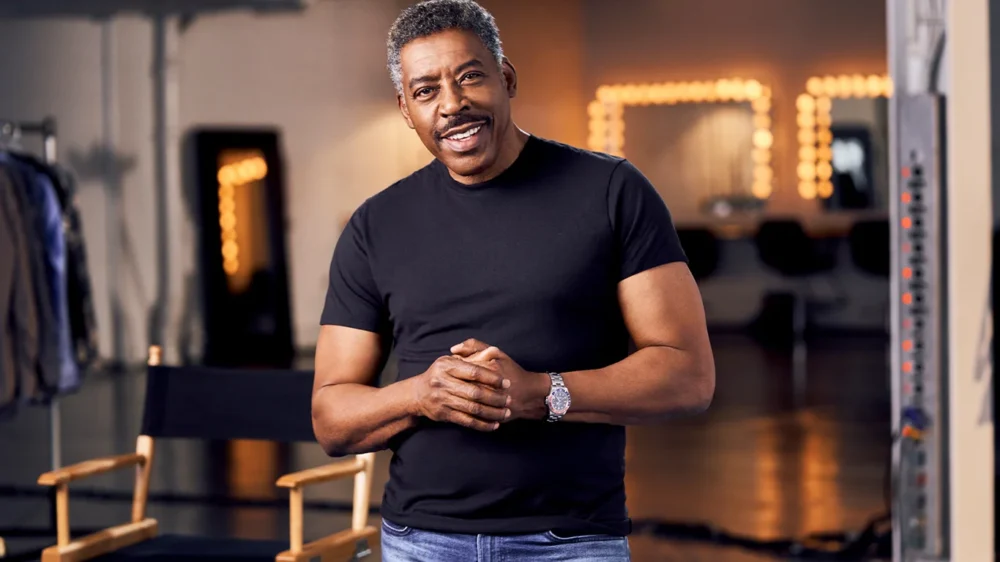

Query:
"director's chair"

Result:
[[35, 346, 377, 562]]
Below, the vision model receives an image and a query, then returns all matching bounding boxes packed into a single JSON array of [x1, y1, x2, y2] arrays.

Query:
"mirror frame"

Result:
[[587, 78, 775, 200], [796, 73, 894, 200]]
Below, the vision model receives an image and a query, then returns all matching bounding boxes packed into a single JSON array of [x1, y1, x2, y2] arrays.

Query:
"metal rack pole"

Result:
[[40, 118, 60, 474]]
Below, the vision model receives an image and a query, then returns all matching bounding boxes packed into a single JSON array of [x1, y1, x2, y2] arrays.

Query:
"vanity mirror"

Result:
[[588, 79, 773, 221], [796, 74, 893, 209]]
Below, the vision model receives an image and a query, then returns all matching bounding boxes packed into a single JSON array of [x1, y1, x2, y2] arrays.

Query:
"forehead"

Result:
[[399, 29, 491, 76]]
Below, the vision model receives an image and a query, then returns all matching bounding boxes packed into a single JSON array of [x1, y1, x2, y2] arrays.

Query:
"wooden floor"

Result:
[[0, 333, 891, 561]]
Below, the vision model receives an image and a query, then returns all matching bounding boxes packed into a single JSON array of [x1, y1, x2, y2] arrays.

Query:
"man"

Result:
[[311, 0, 715, 560]]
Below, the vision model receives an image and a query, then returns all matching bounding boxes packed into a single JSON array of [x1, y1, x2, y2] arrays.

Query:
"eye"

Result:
[[414, 87, 434, 99], [461, 71, 484, 82]]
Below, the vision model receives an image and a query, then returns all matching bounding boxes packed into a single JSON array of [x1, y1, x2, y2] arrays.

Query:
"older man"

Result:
[[311, 1, 715, 560]]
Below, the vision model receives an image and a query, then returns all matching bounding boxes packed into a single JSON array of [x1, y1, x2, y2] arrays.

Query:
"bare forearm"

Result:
[[561, 345, 715, 425], [312, 380, 417, 456]]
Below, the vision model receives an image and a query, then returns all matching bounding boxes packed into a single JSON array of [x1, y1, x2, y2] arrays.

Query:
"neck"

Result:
[[448, 123, 529, 185]]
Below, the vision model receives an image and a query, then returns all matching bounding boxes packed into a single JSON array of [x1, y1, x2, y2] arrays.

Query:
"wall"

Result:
[[477, 0, 587, 148], [946, 0, 994, 556], [992, 0, 1000, 228]]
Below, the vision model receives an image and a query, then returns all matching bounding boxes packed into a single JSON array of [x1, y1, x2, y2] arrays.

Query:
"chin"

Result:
[[441, 153, 493, 177]]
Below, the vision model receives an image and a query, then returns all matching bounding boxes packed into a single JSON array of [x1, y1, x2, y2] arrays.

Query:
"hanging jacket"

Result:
[[15, 154, 82, 391], [0, 164, 41, 418], [0, 152, 61, 400], [30, 163, 76, 391], [43, 163, 99, 377]]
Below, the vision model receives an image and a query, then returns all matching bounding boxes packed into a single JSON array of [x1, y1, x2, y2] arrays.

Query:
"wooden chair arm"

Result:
[[275, 457, 364, 489], [40, 519, 158, 562], [38, 454, 146, 486], [275, 526, 377, 562], [279, 453, 376, 556]]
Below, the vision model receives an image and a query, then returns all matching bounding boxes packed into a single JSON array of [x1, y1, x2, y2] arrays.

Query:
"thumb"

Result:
[[450, 338, 491, 357], [467, 346, 503, 364]]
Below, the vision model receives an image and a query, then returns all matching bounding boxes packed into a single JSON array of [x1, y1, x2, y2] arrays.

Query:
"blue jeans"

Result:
[[380, 518, 631, 561]]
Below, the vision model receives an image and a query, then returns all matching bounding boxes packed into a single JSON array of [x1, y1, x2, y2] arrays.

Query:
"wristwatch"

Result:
[[545, 372, 571, 422]]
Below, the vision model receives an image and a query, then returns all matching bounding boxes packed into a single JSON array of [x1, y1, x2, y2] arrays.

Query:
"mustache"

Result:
[[436, 115, 491, 140]]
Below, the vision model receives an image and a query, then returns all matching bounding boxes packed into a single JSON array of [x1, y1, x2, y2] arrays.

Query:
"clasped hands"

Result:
[[409, 339, 550, 431]]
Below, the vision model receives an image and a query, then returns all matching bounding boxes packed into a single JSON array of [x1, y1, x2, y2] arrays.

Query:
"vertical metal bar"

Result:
[[150, 14, 170, 352], [102, 18, 125, 367], [40, 117, 61, 475], [150, 13, 182, 365], [49, 402, 60, 472], [887, 1, 908, 560]]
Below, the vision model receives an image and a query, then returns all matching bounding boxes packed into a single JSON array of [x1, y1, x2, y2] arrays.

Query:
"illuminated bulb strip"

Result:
[[588, 78, 774, 199], [798, 74, 893, 200], [216, 156, 269, 277]]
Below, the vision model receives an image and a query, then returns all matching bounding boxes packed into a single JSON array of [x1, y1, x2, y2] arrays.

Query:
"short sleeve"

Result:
[[608, 159, 687, 280], [319, 202, 389, 333]]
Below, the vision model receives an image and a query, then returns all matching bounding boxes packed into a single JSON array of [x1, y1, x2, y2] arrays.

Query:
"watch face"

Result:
[[549, 387, 571, 415]]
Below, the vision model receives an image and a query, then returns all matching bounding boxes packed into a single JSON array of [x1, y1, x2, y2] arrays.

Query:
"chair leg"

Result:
[[792, 293, 808, 407]]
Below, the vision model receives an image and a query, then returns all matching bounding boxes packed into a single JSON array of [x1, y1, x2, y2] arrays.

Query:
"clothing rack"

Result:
[[1, 116, 62, 473]]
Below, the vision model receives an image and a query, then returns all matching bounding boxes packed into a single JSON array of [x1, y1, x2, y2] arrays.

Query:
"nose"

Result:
[[439, 81, 469, 117]]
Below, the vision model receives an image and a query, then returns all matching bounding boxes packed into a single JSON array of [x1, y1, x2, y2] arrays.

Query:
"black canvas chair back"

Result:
[[140, 365, 316, 443]]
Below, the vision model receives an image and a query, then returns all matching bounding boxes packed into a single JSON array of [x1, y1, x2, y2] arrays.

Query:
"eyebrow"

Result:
[[408, 58, 486, 91]]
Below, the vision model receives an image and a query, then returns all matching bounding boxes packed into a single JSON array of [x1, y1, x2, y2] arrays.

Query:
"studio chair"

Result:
[[848, 217, 891, 331], [35, 346, 377, 562], [752, 219, 839, 340], [848, 218, 891, 389], [847, 219, 890, 279], [752, 219, 839, 404]]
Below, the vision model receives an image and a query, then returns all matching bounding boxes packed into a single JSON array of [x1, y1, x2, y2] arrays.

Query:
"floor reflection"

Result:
[[0, 334, 890, 561], [226, 440, 284, 539]]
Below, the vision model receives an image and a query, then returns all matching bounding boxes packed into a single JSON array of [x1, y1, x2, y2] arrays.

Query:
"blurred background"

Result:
[[0, 0, 990, 560]]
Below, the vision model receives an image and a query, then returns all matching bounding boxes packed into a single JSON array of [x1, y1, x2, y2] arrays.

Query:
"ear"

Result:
[[501, 57, 518, 98], [397, 93, 415, 129]]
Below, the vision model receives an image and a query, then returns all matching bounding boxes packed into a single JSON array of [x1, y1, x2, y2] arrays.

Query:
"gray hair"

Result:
[[387, 0, 504, 95]]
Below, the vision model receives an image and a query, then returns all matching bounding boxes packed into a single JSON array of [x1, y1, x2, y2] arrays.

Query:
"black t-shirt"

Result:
[[320, 135, 687, 536]]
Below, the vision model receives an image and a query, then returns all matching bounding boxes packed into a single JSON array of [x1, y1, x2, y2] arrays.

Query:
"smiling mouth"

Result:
[[445, 125, 483, 140], [439, 120, 490, 153]]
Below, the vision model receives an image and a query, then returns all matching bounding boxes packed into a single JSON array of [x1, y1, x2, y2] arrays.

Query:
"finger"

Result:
[[447, 410, 501, 432], [447, 379, 509, 408], [467, 346, 504, 364], [444, 358, 507, 388], [450, 338, 491, 357], [446, 395, 510, 422]]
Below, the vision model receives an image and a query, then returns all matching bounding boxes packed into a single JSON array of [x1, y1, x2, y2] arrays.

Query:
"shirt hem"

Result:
[[378, 505, 631, 537]]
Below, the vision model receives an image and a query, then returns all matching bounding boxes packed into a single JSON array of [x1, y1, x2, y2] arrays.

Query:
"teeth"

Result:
[[449, 126, 481, 140]]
